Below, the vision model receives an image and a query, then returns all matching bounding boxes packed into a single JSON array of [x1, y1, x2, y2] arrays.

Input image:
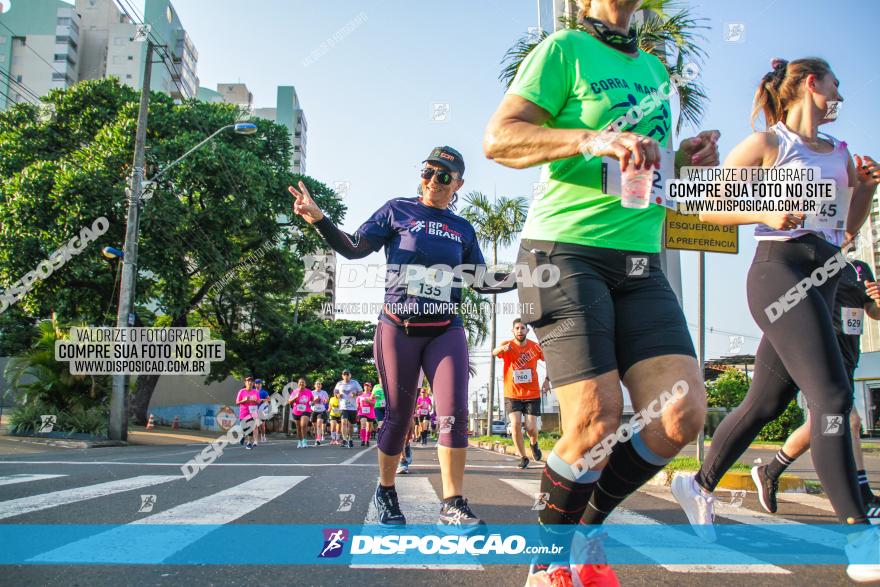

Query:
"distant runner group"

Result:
[[234, 372, 438, 451]]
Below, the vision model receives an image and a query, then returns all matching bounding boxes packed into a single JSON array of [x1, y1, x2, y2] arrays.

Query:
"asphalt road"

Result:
[[0, 437, 861, 586]]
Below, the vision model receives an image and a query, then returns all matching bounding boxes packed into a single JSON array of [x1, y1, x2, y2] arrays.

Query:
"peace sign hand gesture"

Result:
[[288, 181, 325, 224]]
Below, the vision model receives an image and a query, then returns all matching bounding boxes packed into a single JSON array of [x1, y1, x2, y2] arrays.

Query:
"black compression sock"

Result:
[[581, 433, 669, 525], [765, 449, 795, 481], [858, 470, 874, 504], [536, 451, 600, 566]]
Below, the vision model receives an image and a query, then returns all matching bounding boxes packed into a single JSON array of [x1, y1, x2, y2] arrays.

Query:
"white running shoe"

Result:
[[671, 472, 716, 543], [846, 526, 880, 583]]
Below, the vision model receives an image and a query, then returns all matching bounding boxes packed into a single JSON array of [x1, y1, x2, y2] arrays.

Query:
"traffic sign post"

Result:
[[665, 210, 738, 254], [664, 210, 738, 461]]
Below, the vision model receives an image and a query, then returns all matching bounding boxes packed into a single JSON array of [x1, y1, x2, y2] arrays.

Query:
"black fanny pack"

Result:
[[383, 305, 452, 337]]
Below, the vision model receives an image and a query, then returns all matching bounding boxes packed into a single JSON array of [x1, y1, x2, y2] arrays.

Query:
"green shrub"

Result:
[[58, 406, 108, 437], [707, 368, 804, 442], [756, 400, 804, 442], [706, 369, 748, 408], [9, 400, 55, 434], [9, 402, 108, 437]]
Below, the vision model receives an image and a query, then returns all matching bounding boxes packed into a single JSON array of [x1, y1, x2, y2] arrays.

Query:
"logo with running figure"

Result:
[[822, 414, 844, 436], [438, 416, 455, 434], [38, 414, 57, 433], [532, 492, 549, 511], [626, 256, 649, 278], [319, 528, 349, 558], [299, 254, 335, 293], [138, 494, 157, 513], [337, 494, 355, 512], [409, 220, 426, 233]]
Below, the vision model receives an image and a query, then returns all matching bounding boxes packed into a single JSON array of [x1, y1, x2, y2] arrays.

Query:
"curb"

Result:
[[128, 431, 216, 443], [1, 436, 127, 449], [469, 440, 806, 493], [645, 470, 805, 493], [471, 440, 543, 460]]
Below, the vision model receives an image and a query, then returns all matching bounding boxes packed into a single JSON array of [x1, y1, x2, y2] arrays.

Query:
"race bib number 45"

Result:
[[803, 185, 851, 232]]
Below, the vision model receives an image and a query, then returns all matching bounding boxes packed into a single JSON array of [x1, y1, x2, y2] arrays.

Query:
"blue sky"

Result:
[[124, 0, 879, 398]]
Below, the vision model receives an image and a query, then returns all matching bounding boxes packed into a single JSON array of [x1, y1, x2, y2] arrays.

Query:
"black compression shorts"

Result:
[[517, 239, 696, 385]]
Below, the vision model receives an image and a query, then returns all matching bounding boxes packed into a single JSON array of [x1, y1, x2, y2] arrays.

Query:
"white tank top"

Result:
[[754, 121, 850, 245]]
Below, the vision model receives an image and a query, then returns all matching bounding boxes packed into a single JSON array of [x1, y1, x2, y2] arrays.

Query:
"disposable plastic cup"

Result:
[[621, 165, 653, 209]]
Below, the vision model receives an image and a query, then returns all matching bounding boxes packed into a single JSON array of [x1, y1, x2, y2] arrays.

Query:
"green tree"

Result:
[[460, 191, 528, 426], [459, 287, 491, 377], [706, 368, 804, 442], [705, 368, 748, 408], [499, 0, 709, 133], [0, 79, 346, 424]]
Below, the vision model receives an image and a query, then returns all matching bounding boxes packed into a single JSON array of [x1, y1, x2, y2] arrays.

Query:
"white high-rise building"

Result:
[[856, 189, 880, 354], [0, 0, 81, 109], [537, 0, 577, 33], [76, 0, 198, 101]]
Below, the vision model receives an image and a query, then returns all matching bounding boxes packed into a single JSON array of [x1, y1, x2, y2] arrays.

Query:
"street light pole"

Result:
[[109, 41, 154, 441]]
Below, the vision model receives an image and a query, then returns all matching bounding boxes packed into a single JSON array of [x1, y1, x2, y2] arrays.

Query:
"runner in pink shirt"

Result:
[[415, 388, 433, 446], [357, 382, 377, 447], [235, 376, 259, 449], [289, 378, 313, 448]]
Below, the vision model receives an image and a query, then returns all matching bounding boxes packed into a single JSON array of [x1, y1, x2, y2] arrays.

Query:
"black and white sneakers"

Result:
[[374, 485, 406, 526]]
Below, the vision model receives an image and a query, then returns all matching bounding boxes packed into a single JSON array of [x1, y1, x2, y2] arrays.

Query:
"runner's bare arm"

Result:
[[698, 131, 797, 229], [846, 152, 880, 238], [484, 95, 662, 171], [865, 282, 880, 320]]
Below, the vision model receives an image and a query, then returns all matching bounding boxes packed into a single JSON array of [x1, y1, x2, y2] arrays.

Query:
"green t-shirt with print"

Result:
[[372, 385, 385, 408], [508, 29, 672, 253]]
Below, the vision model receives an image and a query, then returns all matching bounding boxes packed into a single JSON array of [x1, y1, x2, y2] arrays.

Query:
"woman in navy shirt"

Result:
[[289, 146, 510, 529]]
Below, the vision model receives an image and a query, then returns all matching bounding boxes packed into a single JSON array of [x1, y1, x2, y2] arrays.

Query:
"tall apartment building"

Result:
[[0, 0, 80, 109], [856, 189, 880, 354], [76, 0, 197, 101], [142, 0, 196, 99], [255, 86, 307, 174], [537, 0, 577, 33], [197, 83, 306, 174], [0, 0, 198, 110]]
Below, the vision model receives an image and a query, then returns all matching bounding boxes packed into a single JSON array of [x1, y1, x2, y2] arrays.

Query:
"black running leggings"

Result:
[[698, 235, 866, 524]]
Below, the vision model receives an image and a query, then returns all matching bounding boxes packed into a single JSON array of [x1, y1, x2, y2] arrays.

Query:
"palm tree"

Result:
[[4, 319, 108, 413], [459, 287, 490, 376], [460, 191, 529, 431], [499, 0, 709, 133]]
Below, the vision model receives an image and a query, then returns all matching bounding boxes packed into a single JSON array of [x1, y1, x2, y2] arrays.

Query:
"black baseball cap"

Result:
[[423, 146, 465, 176]]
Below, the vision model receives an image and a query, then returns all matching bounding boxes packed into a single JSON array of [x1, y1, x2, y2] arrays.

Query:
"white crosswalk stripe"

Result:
[[0, 474, 66, 486], [30, 476, 308, 563], [354, 476, 483, 570], [501, 479, 791, 574], [0, 475, 179, 521], [642, 487, 845, 550]]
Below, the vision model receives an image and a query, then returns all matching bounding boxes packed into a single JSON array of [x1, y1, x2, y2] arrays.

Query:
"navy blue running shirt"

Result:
[[355, 197, 486, 323]]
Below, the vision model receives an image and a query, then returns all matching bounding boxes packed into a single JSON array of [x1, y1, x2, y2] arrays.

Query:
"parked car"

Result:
[[491, 420, 506, 436], [506, 416, 543, 437]]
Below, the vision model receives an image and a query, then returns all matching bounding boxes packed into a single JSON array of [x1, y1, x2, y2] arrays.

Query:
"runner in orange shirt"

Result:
[[493, 318, 548, 469]]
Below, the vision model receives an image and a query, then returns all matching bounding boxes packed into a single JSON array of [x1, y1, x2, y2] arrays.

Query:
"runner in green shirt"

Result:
[[484, 1, 719, 584], [372, 383, 386, 427]]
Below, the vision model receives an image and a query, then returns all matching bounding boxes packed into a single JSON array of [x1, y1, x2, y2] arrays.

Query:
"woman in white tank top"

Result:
[[670, 57, 880, 584]]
